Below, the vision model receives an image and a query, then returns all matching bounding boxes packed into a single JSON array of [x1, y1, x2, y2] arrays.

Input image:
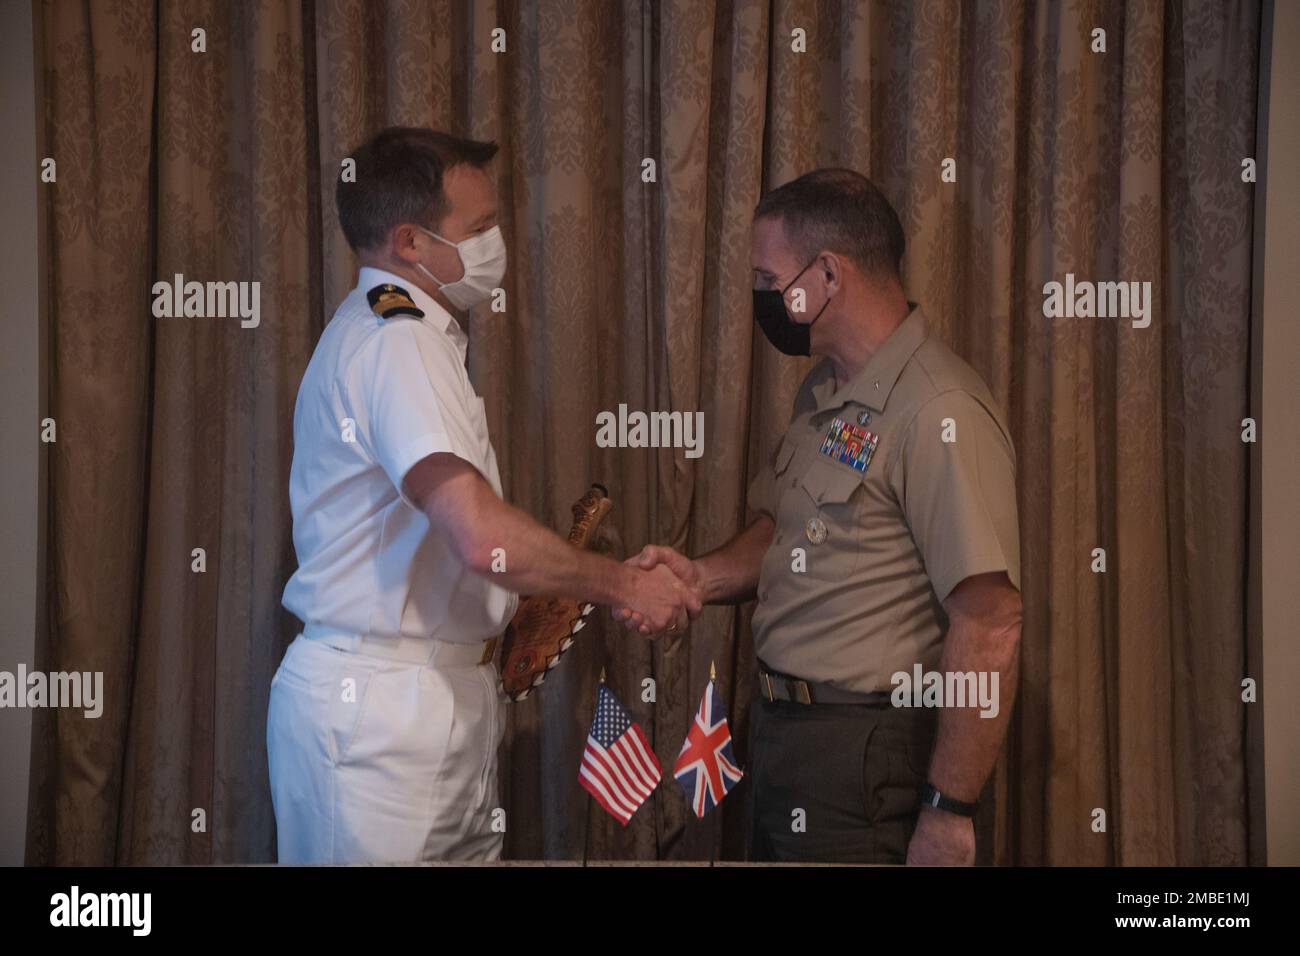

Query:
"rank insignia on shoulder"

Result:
[[367, 283, 424, 320], [819, 416, 879, 473]]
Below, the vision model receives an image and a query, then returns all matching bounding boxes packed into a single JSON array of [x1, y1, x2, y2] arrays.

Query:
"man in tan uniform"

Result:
[[618, 168, 1022, 864]]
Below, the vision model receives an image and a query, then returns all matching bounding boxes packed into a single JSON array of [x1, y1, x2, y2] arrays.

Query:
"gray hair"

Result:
[[754, 168, 905, 280]]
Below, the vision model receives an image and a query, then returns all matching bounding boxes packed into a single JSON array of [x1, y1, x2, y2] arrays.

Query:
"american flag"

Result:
[[673, 680, 743, 817], [579, 684, 662, 825]]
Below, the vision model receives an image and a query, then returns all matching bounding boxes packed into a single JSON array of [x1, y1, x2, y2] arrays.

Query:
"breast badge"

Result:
[[819, 416, 879, 474]]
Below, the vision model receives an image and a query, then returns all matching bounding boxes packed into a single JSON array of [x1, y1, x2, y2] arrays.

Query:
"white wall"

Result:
[[1257, 0, 1300, 866], [0, 0, 41, 866]]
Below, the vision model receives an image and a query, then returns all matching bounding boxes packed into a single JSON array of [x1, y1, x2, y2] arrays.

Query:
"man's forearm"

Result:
[[421, 470, 634, 605], [473, 499, 635, 603], [924, 617, 1021, 803], [695, 516, 774, 604]]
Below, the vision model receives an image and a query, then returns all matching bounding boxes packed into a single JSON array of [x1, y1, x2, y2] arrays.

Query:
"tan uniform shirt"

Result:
[[748, 305, 1020, 694]]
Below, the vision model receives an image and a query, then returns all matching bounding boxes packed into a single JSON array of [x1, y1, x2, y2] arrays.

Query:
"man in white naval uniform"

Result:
[[267, 127, 698, 863]]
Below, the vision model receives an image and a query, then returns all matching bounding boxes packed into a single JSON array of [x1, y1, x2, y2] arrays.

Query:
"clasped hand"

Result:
[[612, 545, 705, 637]]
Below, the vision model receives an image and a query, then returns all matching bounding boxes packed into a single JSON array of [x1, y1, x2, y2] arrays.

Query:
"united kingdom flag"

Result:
[[672, 678, 744, 817]]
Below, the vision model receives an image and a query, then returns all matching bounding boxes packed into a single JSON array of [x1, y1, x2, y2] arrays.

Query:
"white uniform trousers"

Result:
[[267, 630, 505, 863]]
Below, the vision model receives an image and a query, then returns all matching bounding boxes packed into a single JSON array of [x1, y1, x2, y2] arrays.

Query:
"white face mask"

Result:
[[415, 224, 507, 310]]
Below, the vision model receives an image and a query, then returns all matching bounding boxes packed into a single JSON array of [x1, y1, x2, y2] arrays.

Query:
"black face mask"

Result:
[[752, 258, 830, 356]]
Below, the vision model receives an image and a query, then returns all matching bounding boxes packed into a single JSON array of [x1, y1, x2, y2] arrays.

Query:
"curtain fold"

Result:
[[30, 0, 1259, 865], [28, 0, 157, 866]]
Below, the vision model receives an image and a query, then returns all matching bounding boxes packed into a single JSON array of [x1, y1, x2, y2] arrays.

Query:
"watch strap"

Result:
[[917, 783, 978, 817]]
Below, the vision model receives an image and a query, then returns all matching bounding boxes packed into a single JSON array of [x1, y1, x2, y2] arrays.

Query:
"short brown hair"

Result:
[[336, 127, 498, 252], [754, 168, 905, 280]]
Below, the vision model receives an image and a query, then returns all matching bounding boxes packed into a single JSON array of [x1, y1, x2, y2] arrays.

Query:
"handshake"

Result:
[[611, 545, 706, 637]]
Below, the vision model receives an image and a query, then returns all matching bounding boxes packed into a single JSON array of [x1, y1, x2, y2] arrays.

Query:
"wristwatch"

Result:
[[917, 783, 978, 817]]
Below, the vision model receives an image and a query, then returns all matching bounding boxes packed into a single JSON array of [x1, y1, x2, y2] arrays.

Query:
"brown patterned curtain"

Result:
[[28, 0, 1260, 865]]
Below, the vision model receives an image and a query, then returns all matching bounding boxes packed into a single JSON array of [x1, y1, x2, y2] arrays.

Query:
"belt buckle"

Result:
[[760, 669, 814, 705], [788, 679, 813, 705]]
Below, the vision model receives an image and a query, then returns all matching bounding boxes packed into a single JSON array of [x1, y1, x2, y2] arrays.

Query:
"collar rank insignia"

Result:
[[819, 416, 879, 474], [367, 283, 424, 320]]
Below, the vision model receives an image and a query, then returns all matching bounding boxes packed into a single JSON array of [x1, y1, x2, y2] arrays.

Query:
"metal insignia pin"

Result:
[[858, 410, 871, 426], [805, 517, 828, 545]]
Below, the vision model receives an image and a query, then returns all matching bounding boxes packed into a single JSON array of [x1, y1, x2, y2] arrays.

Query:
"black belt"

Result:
[[757, 660, 891, 706]]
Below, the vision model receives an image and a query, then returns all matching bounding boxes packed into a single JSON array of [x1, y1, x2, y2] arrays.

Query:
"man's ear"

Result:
[[391, 222, 422, 265], [819, 250, 843, 296]]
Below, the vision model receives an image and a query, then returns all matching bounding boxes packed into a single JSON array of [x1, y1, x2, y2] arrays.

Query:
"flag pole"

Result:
[[582, 793, 593, 867], [582, 667, 607, 867], [708, 661, 718, 868]]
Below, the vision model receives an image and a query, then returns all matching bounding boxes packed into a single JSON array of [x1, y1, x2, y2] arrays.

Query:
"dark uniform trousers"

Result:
[[747, 695, 939, 863]]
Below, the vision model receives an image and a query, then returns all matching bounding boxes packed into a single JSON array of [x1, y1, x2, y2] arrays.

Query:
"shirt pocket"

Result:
[[469, 393, 488, 430], [794, 459, 865, 580], [469, 394, 505, 495], [774, 437, 797, 475], [767, 437, 798, 504], [755, 439, 802, 591]]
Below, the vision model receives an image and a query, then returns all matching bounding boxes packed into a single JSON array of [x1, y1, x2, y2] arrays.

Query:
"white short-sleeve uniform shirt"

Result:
[[282, 266, 518, 644]]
